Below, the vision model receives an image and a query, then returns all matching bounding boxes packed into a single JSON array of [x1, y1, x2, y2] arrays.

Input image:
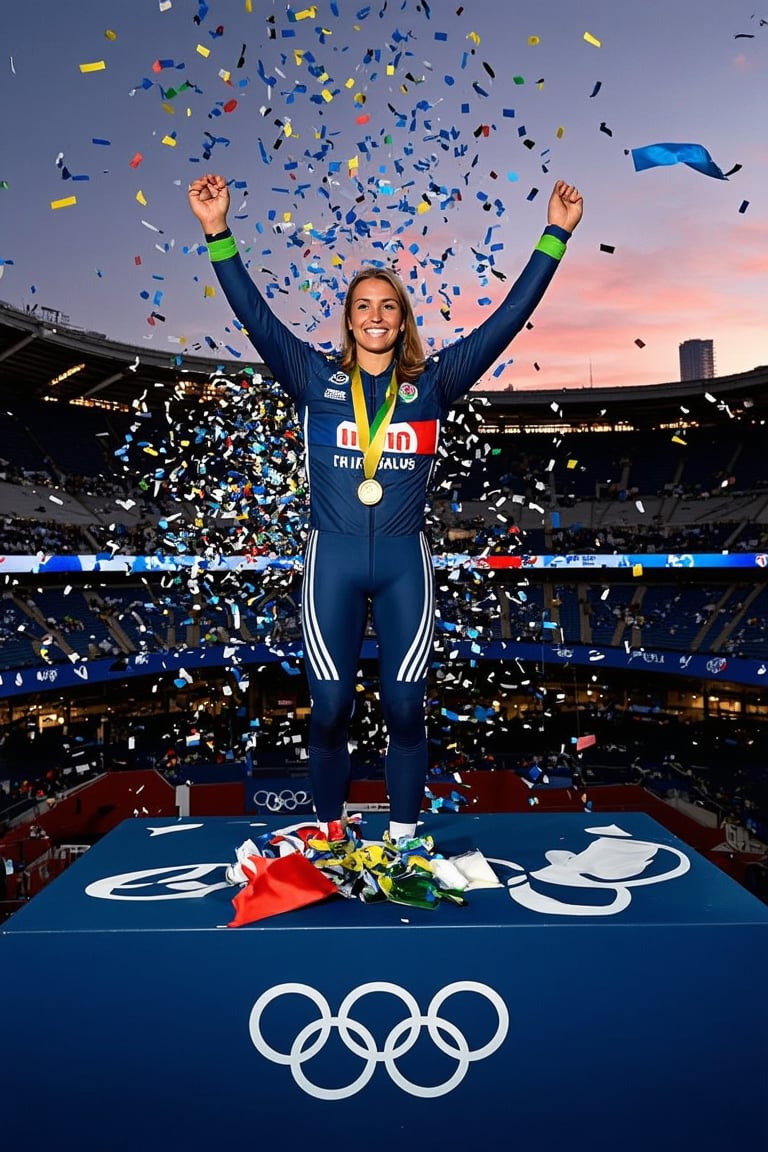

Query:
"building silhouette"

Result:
[[679, 338, 715, 381]]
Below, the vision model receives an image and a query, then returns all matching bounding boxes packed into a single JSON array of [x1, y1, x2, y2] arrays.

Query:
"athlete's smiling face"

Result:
[[348, 279, 405, 372]]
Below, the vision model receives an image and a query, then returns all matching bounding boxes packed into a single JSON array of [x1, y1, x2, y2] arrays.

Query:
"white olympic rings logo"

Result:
[[248, 980, 508, 1099], [252, 788, 311, 812]]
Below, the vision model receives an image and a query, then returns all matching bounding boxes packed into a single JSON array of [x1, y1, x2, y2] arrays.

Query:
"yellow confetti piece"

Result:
[[196, 44, 211, 58], [321, 88, 333, 103], [283, 121, 293, 137], [417, 201, 431, 215], [332, 254, 344, 266], [566, 458, 578, 469], [528, 35, 540, 46], [671, 434, 687, 445], [345, 77, 355, 88], [353, 92, 366, 105], [136, 189, 147, 206], [294, 6, 317, 18], [245, 0, 253, 11], [142, 447, 158, 456], [50, 196, 77, 210], [203, 285, 216, 298], [282, 212, 292, 224], [104, 29, 117, 41], [219, 69, 231, 83], [295, 50, 306, 66], [161, 135, 176, 147], [583, 31, 601, 47], [467, 31, 480, 45], [387, 64, 395, 75], [556, 126, 565, 139], [632, 564, 643, 577], [79, 60, 106, 73], [348, 155, 359, 171], [161, 103, 175, 115]]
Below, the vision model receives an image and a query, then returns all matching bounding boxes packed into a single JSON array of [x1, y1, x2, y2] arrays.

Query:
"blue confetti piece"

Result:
[[630, 141, 730, 180]]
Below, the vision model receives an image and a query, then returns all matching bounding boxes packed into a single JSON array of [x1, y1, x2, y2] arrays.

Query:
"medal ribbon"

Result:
[[350, 366, 398, 481]]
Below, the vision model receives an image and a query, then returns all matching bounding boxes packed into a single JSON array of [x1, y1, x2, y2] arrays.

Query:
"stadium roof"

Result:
[[1, 296, 767, 424], [0, 298, 254, 408]]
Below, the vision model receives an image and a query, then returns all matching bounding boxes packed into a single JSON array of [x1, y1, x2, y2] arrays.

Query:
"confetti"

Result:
[[50, 196, 77, 210], [583, 32, 601, 47], [79, 61, 106, 73]]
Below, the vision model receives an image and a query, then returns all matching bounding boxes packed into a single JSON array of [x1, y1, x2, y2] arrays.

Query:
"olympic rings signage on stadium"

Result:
[[252, 788, 312, 812], [248, 980, 509, 1099]]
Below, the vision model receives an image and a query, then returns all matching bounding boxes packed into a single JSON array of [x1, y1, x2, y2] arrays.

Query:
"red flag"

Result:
[[228, 853, 339, 927]]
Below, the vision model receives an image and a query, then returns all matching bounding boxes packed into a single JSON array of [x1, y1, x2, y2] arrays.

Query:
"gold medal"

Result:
[[357, 478, 383, 505]]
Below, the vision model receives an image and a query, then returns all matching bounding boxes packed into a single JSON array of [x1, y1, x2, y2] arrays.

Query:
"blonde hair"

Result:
[[339, 268, 425, 384]]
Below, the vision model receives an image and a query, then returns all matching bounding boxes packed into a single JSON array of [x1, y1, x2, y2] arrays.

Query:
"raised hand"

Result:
[[547, 180, 583, 233], [188, 173, 231, 234]]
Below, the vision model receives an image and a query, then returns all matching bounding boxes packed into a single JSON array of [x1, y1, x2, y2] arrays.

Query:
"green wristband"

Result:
[[535, 234, 567, 261], [207, 235, 238, 262]]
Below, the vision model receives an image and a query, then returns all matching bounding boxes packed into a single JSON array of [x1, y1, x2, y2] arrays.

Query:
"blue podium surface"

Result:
[[2, 812, 767, 1151]]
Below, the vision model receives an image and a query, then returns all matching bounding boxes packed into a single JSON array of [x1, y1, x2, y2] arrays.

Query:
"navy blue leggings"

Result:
[[300, 529, 435, 824]]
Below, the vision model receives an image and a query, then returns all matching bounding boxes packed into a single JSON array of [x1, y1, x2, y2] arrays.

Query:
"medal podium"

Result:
[[1, 811, 766, 1151]]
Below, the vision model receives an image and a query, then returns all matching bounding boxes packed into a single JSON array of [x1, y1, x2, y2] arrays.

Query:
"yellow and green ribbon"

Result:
[[350, 366, 398, 481]]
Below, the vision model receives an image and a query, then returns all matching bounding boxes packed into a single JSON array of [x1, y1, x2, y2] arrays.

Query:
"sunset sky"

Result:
[[0, 0, 766, 391]]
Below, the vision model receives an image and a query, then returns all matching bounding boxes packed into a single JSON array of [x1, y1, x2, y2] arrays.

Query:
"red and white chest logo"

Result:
[[336, 420, 437, 454]]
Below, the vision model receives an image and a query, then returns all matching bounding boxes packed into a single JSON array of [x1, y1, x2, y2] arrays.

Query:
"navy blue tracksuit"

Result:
[[208, 225, 570, 822]]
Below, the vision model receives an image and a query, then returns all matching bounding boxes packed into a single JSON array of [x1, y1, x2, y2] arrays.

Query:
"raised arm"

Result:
[[436, 180, 583, 405], [188, 174, 313, 402]]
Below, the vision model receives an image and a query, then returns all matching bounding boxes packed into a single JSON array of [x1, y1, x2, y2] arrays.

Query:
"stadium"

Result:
[[1, 295, 767, 1148], [0, 294, 766, 907]]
